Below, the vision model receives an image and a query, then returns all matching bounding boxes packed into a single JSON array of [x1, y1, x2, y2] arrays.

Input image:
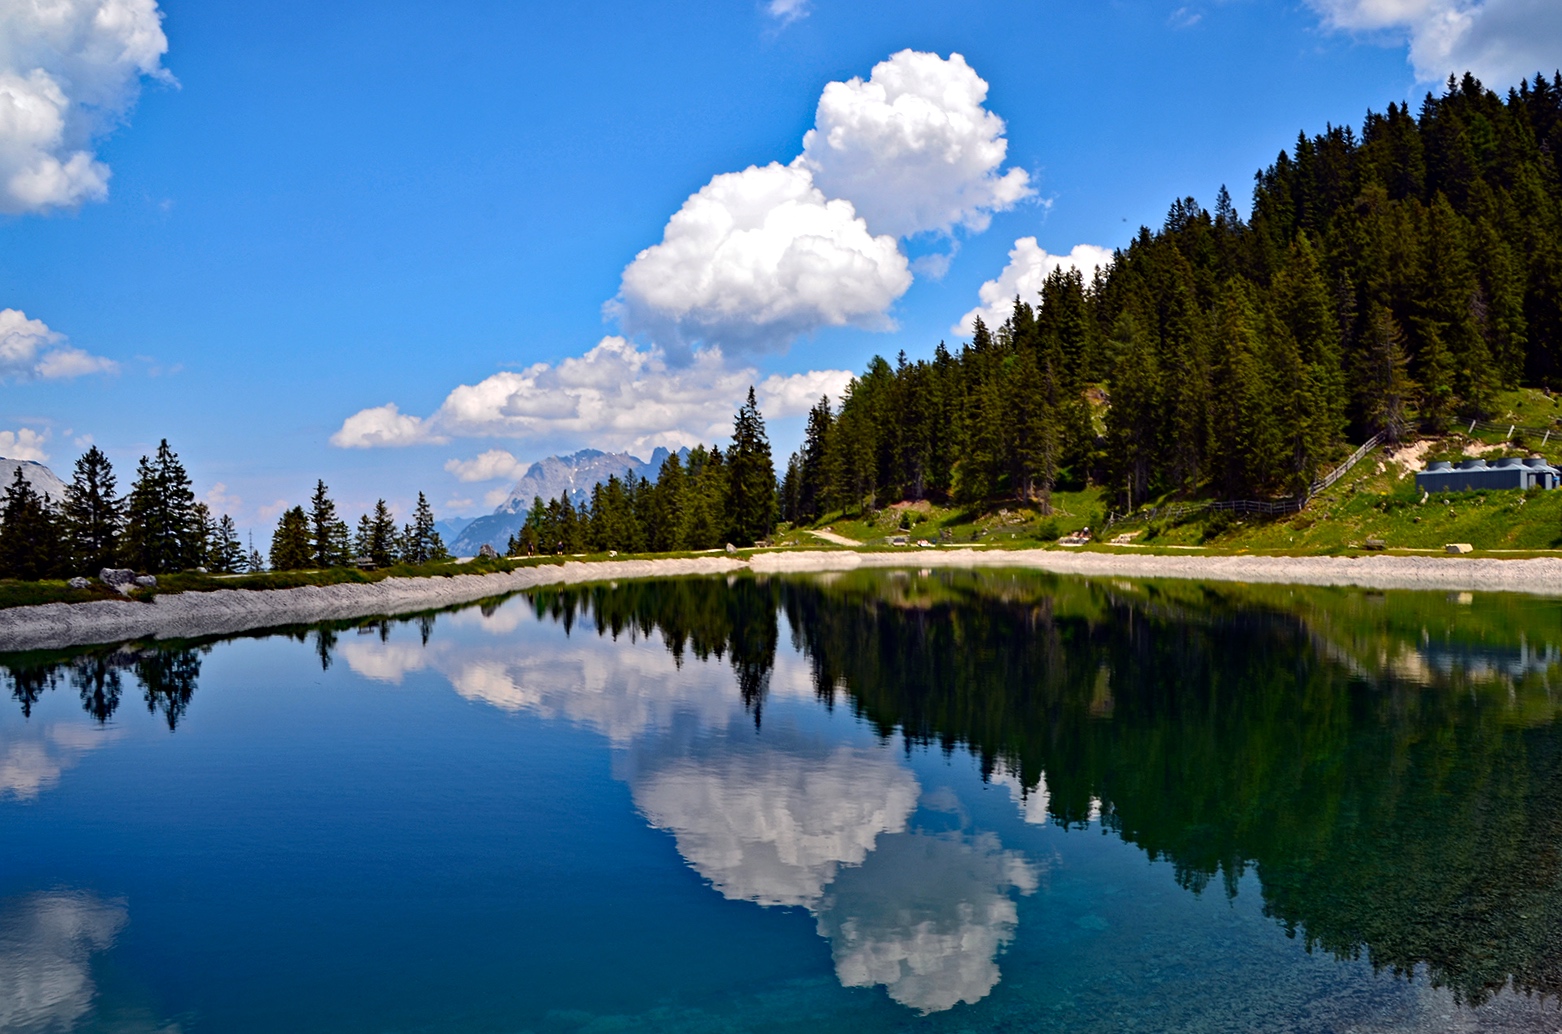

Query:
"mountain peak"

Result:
[[449, 445, 690, 555]]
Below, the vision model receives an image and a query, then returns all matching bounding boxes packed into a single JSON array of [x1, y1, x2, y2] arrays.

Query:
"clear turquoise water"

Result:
[[3, 572, 1561, 1032]]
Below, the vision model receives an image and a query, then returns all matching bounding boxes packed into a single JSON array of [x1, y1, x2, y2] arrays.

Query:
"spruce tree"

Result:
[[1359, 302, 1415, 442], [190, 502, 216, 569], [308, 480, 351, 567], [518, 495, 548, 554], [398, 492, 449, 564], [353, 514, 374, 561], [647, 454, 685, 551], [726, 387, 776, 546], [0, 468, 62, 579], [798, 396, 833, 521], [61, 445, 122, 574], [122, 440, 198, 573], [212, 514, 244, 573], [678, 447, 725, 550], [1104, 311, 1162, 510], [364, 500, 399, 566], [269, 506, 312, 570]]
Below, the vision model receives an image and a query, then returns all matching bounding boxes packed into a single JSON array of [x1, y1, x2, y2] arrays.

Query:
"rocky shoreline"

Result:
[[3, 548, 1561, 652]]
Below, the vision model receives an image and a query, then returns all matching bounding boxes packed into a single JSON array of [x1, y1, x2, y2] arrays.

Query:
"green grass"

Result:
[[0, 579, 129, 609], [778, 486, 1108, 549]]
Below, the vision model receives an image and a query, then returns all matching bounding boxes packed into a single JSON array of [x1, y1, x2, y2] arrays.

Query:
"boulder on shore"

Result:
[[67, 577, 91, 590], [99, 568, 138, 593]]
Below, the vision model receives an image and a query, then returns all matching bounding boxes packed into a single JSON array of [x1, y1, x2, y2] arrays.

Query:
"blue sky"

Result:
[[2, 0, 1559, 537]]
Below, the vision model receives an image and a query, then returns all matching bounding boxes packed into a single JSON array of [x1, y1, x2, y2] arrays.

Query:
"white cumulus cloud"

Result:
[[0, 309, 116, 381], [614, 163, 912, 356], [614, 51, 1029, 356], [1308, 0, 1562, 85], [797, 49, 1033, 238], [0, 0, 171, 213], [444, 449, 528, 483], [955, 238, 1115, 337], [335, 336, 853, 453], [330, 402, 444, 449], [0, 427, 48, 462]]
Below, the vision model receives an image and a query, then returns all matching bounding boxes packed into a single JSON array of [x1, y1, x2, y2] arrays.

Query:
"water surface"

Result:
[[5, 571, 1562, 1032]]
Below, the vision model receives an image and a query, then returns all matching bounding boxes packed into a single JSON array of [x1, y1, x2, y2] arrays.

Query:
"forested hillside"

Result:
[[781, 71, 1562, 520]]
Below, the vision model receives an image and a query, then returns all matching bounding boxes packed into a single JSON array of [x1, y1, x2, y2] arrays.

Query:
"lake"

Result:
[[4, 570, 1562, 1032]]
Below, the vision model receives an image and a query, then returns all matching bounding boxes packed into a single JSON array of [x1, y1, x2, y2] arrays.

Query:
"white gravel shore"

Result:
[[2, 548, 1559, 652]]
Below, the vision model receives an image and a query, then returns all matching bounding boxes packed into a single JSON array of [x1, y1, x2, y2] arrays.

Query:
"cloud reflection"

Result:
[[344, 607, 1040, 1013], [0, 891, 126, 1032], [0, 725, 117, 801], [632, 740, 920, 907], [817, 830, 1039, 1014]]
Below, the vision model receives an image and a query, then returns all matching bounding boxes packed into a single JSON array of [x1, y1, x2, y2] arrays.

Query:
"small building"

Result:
[[1415, 457, 1560, 493]]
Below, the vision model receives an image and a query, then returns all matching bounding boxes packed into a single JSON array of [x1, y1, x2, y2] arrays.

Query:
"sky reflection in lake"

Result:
[[5, 571, 1562, 1031]]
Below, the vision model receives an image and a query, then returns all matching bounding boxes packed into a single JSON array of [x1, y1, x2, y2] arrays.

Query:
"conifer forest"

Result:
[[777, 73, 1562, 520]]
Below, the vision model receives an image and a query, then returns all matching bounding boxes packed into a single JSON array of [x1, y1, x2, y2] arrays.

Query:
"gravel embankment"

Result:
[[3, 548, 1559, 653], [0, 558, 746, 652]]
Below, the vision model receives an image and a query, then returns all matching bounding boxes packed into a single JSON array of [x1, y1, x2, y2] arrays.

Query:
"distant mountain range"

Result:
[[0, 458, 66, 505], [449, 447, 684, 555]]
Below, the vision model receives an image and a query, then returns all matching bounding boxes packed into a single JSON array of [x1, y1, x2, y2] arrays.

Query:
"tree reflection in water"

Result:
[[519, 572, 1562, 1008]]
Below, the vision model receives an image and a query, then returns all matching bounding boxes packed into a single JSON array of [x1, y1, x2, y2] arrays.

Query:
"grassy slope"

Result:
[[779, 388, 1562, 557], [1141, 387, 1562, 554]]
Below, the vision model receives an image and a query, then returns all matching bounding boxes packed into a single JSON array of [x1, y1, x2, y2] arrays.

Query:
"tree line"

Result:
[[780, 71, 1562, 518], [265, 483, 448, 571], [0, 441, 251, 580], [0, 437, 455, 581], [512, 388, 777, 554]]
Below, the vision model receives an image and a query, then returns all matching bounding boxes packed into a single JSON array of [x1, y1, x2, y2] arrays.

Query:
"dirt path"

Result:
[[806, 529, 862, 546]]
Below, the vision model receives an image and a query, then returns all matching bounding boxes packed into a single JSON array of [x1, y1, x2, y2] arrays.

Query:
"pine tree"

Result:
[[61, 445, 122, 574]]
